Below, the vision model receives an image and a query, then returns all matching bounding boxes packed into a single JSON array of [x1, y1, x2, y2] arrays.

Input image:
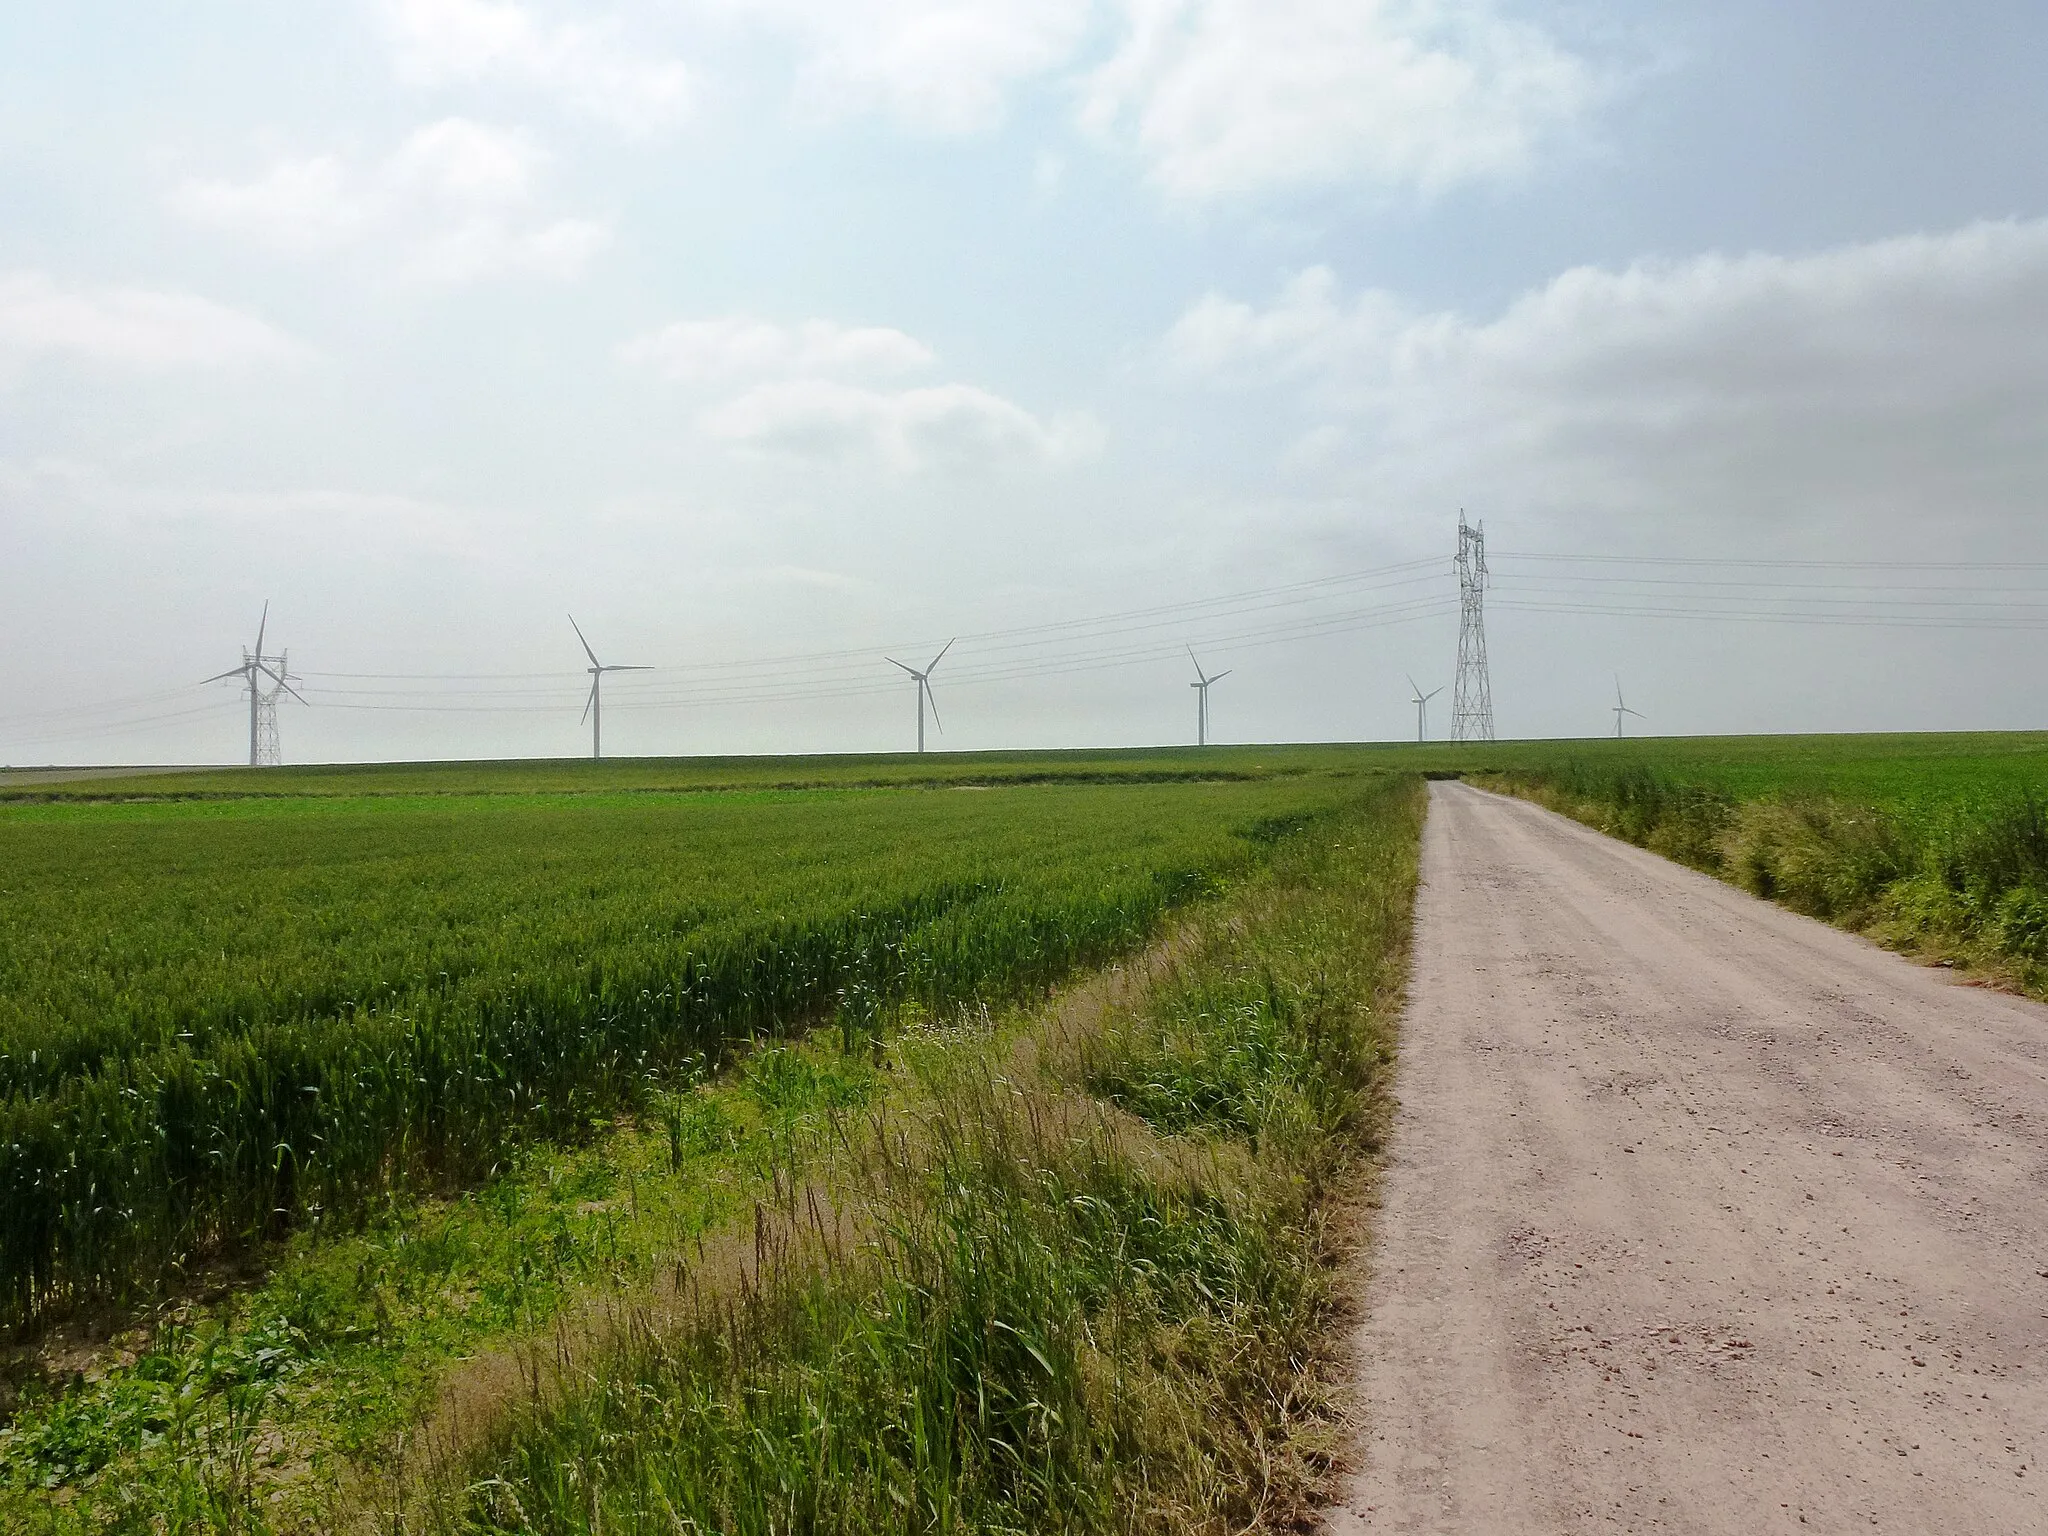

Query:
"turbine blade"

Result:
[[569, 614, 601, 669], [581, 678, 597, 725], [605, 664, 655, 672], [924, 678, 943, 734], [886, 657, 921, 678], [927, 637, 955, 673], [1406, 674, 1421, 696], [198, 666, 248, 686], [1187, 646, 1207, 684], [253, 659, 311, 706], [254, 600, 269, 657], [1425, 687, 1443, 701], [1210, 670, 1231, 683]]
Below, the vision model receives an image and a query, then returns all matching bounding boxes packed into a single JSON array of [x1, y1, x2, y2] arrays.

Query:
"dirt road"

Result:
[[1331, 781, 2048, 1533]]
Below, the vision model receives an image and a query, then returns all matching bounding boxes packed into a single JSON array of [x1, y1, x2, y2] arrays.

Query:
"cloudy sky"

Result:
[[4, 0, 2047, 764]]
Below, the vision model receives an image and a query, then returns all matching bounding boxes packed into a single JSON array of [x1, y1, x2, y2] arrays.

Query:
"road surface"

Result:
[[1332, 781, 2047, 1533]]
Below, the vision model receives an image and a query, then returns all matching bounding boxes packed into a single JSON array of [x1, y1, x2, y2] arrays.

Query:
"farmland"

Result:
[[4, 733, 2046, 1532], [0, 763, 1382, 1328], [0, 752, 1421, 1531]]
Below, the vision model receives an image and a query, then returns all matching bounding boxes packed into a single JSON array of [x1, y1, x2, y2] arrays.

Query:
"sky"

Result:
[[4, 0, 2047, 764]]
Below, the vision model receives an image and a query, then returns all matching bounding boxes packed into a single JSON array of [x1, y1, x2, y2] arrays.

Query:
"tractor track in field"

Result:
[[1331, 780, 2048, 1534]]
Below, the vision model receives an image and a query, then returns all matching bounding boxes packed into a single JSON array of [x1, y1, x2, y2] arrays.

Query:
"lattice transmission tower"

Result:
[[1451, 512, 1494, 741], [252, 654, 288, 766]]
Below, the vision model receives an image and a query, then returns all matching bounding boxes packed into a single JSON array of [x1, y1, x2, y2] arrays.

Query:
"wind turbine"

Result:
[[1612, 676, 1645, 738], [200, 601, 305, 767], [886, 639, 952, 753], [1407, 675, 1443, 743], [569, 616, 651, 760], [1188, 648, 1230, 747]]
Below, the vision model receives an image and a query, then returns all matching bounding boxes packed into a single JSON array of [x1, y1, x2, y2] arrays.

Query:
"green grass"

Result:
[[0, 776, 1422, 1534], [419, 777, 1423, 1536], [1465, 738, 2048, 990], [0, 1031, 883, 1531], [9, 731, 2043, 1533], [0, 770, 1378, 1330], [0, 746, 1368, 803]]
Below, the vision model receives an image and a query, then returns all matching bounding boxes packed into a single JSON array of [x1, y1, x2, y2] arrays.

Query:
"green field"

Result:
[[11, 731, 2045, 811], [0, 745, 1370, 802], [3, 735, 2044, 1533], [1446, 733, 2048, 987], [0, 762, 1387, 1332], [0, 751, 1424, 1532]]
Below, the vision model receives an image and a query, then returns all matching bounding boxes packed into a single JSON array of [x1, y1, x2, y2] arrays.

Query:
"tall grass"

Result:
[[1489, 760, 2048, 982], [423, 778, 1422, 1536], [0, 779, 1359, 1331]]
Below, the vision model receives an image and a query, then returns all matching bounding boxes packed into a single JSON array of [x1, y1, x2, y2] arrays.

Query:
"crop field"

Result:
[[0, 752, 1424, 1532], [0, 762, 1387, 1329], [0, 744, 1372, 803], [4, 733, 2044, 1533]]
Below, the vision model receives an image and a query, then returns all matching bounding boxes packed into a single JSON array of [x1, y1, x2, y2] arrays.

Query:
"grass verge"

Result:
[[408, 776, 1422, 1536], [1478, 762, 2048, 997]]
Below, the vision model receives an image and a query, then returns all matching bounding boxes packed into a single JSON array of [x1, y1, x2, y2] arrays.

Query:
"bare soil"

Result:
[[1330, 781, 2048, 1534]]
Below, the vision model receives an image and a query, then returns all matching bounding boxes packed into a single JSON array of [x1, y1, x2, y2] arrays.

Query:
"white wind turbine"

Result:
[[1189, 648, 1230, 747], [886, 639, 952, 753], [1612, 676, 1645, 738], [201, 601, 306, 767], [1407, 674, 1443, 743], [569, 616, 651, 760]]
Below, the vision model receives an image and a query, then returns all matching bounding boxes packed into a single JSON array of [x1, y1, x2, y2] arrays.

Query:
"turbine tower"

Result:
[[1451, 511, 1494, 741], [886, 639, 952, 753], [201, 601, 305, 767], [1407, 675, 1443, 743], [569, 616, 651, 760], [1188, 648, 1230, 747], [1612, 676, 1644, 738]]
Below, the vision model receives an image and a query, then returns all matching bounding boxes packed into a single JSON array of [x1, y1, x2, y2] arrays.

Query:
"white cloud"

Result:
[[0, 272, 307, 376], [728, 0, 1094, 133], [378, 0, 691, 135], [700, 378, 1100, 470], [169, 119, 608, 283], [616, 316, 934, 382], [623, 311, 1097, 471], [1084, 0, 1596, 199], [1165, 266, 1407, 380], [1164, 219, 2048, 525]]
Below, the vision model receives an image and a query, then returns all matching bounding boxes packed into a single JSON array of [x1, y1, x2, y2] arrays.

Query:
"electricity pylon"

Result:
[[1451, 512, 1494, 742]]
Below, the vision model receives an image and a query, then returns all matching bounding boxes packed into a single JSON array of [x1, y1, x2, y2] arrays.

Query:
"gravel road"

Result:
[[1330, 780, 2048, 1534]]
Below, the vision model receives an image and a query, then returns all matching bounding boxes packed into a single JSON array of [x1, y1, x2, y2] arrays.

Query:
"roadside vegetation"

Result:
[[0, 777, 1355, 1330], [1477, 750, 2048, 993], [410, 775, 1420, 1536], [0, 759, 1421, 1533]]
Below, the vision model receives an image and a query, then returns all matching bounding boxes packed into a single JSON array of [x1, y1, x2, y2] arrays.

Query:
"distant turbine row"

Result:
[[205, 606, 1646, 766]]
